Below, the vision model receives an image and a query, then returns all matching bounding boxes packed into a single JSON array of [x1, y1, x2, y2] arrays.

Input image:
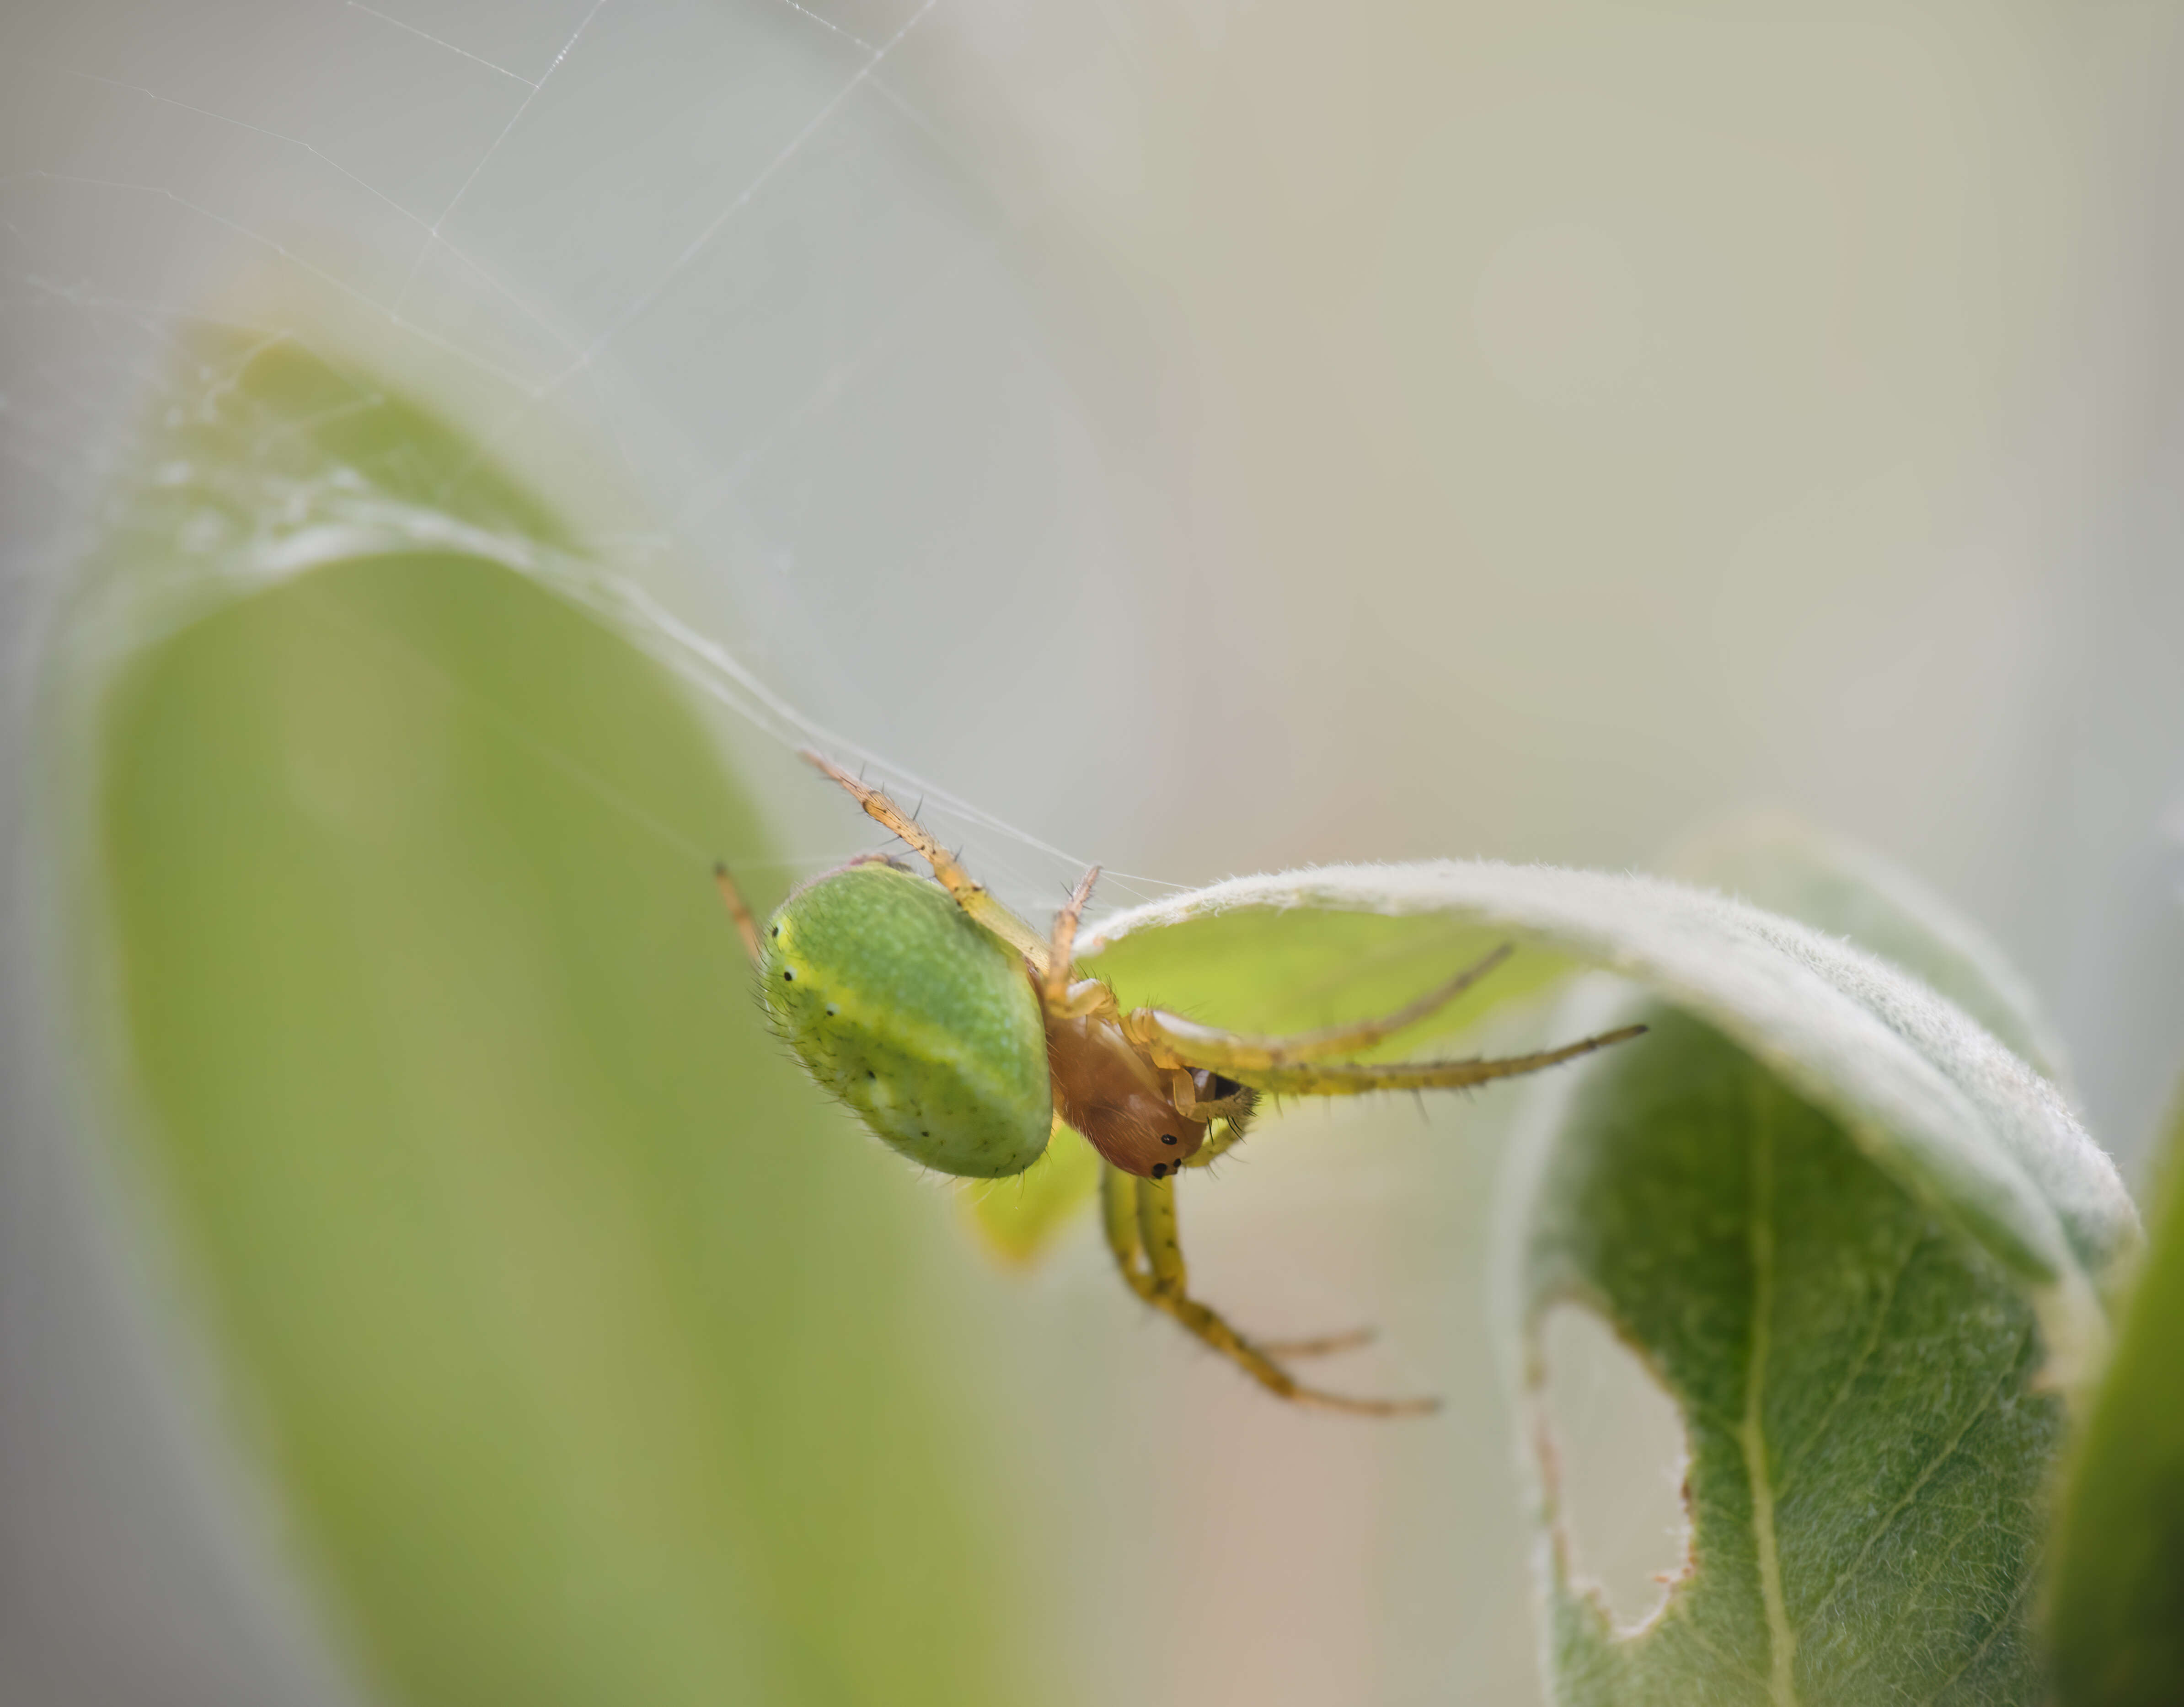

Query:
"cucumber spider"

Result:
[[714, 753, 1644, 1416]]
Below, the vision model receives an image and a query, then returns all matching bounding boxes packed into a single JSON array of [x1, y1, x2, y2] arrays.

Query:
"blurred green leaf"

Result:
[[1086, 861, 2137, 1702], [962, 1122, 1102, 1265], [2048, 1090, 2184, 1707], [77, 328, 1042, 1707]]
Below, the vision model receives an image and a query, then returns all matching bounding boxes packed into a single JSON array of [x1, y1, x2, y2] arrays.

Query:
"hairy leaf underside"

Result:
[[1518, 994, 2056, 1705]]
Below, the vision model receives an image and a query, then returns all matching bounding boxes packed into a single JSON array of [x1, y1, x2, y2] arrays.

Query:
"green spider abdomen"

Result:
[[760, 859, 1053, 1179]]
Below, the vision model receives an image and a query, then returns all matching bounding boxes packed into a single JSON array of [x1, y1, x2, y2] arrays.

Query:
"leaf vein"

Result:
[[1776, 1227, 1928, 1501], [1919, 1569, 2035, 1707], [1744, 1084, 1799, 1707], [1820, 1502, 2032, 1696], [1797, 1324, 2032, 1630]]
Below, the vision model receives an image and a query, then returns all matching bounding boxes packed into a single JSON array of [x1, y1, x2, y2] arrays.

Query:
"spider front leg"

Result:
[[1216, 1028, 1646, 1098], [1124, 945, 1647, 1098], [1124, 944, 1516, 1073], [1098, 1166, 1435, 1417]]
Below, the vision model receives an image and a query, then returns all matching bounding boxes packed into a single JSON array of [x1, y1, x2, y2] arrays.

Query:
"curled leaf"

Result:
[[1088, 858, 2136, 1702], [1087, 862, 2133, 1356]]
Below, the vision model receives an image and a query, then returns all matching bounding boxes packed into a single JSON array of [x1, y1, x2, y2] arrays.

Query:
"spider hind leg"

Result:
[[799, 749, 1053, 969]]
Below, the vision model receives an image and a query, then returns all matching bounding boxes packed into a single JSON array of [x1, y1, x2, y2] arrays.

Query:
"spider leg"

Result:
[[1044, 865, 1101, 1008], [801, 750, 1052, 971], [1166, 1068, 1254, 1126], [1097, 1165, 1436, 1417], [711, 862, 765, 965], [1257, 1328, 1377, 1358], [1223, 1025, 1648, 1098], [1146, 1068, 1255, 1170], [1179, 1118, 1251, 1169], [1124, 944, 1515, 1072], [1164, 1070, 1257, 1170], [1039, 870, 1121, 1023]]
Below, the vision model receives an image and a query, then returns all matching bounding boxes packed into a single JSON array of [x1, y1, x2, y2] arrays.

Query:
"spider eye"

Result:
[[1161, 1134, 1178, 1145], [1150, 1162, 1169, 1178]]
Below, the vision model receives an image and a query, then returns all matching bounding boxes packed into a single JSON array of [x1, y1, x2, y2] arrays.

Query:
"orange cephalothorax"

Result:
[[1043, 1003, 1208, 1179]]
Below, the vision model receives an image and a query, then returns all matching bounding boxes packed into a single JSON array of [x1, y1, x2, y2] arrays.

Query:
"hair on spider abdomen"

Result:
[[755, 856, 1055, 1180]]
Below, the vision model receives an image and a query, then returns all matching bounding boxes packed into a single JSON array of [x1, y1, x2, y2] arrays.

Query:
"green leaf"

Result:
[[2048, 1089, 2184, 1707], [67, 326, 1044, 1707], [1086, 861, 2137, 1703], [1669, 812, 2072, 1085], [961, 1124, 1104, 1265]]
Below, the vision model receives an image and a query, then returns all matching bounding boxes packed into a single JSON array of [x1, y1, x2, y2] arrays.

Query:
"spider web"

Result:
[[0, 0, 1193, 916], [0, 11, 1301, 1707]]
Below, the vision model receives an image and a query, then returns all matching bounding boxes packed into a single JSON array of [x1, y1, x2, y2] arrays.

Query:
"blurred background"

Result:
[[3, 1, 2181, 1704]]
